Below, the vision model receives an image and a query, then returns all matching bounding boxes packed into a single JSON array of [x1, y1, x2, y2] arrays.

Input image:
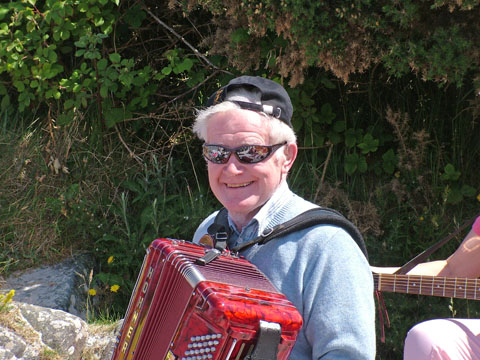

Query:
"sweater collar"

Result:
[[228, 181, 294, 239]]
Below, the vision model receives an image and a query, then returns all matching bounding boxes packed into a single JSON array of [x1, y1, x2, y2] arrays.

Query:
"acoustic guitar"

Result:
[[373, 273, 480, 300]]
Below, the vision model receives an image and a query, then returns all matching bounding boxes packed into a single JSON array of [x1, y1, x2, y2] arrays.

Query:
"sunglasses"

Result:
[[202, 142, 287, 164]]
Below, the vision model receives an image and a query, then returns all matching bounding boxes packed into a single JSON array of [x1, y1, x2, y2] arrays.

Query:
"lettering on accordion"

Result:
[[112, 238, 303, 360], [118, 263, 155, 357]]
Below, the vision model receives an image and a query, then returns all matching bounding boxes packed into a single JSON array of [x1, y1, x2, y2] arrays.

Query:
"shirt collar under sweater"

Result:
[[226, 181, 296, 249]]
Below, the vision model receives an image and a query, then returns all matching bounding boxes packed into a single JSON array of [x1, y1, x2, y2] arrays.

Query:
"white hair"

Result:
[[192, 88, 296, 145]]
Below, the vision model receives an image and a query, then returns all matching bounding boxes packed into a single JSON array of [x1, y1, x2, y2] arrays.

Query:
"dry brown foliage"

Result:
[[383, 107, 437, 211], [314, 182, 383, 237]]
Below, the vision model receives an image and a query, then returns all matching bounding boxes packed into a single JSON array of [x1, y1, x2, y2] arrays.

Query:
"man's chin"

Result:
[[223, 202, 262, 217]]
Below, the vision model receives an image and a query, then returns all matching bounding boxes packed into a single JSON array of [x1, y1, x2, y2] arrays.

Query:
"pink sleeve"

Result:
[[473, 216, 480, 235]]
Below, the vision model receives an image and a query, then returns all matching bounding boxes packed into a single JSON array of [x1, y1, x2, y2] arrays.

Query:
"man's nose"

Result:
[[222, 153, 244, 173]]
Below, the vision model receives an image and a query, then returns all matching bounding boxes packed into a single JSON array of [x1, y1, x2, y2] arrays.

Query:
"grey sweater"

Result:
[[193, 182, 376, 359]]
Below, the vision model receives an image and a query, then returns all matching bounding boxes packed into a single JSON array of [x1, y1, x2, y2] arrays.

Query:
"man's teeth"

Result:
[[227, 182, 252, 188]]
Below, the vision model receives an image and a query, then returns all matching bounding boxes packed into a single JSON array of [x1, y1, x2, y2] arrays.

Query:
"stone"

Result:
[[0, 254, 122, 359], [3, 253, 95, 321], [18, 303, 88, 359]]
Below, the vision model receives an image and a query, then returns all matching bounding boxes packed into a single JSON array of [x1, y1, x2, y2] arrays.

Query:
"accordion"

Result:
[[111, 238, 303, 360]]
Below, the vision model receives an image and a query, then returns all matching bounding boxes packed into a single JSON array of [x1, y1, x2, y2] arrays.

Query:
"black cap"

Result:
[[206, 76, 293, 127]]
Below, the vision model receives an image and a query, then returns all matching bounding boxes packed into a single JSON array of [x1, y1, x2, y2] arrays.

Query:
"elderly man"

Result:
[[192, 76, 375, 360]]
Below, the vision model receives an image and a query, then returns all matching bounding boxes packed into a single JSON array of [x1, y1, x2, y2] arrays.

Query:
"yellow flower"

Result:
[[110, 284, 120, 293], [88, 289, 97, 296], [0, 289, 15, 309], [419, 216, 424, 221], [477, 193, 480, 202], [107, 256, 114, 264]]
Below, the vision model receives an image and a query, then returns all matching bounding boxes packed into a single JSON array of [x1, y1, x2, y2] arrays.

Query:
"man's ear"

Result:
[[281, 142, 298, 173]]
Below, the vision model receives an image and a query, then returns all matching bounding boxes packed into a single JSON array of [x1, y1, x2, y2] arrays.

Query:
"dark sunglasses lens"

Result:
[[236, 145, 271, 163], [203, 145, 230, 164]]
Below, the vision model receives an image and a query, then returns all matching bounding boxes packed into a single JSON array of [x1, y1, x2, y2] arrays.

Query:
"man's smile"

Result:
[[226, 182, 253, 188]]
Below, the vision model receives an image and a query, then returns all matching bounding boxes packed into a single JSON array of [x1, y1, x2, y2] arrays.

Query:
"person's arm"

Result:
[[304, 229, 376, 359], [439, 225, 480, 277], [371, 216, 480, 278]]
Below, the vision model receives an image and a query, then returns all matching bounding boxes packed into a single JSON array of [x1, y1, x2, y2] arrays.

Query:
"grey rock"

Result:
[[0, 326, 26, 358], [4, 253, 95, 320], [83, 320, 123, 360], [0, 254, 121, 359], [18, 303, 88, 359], [0, 348, 18, 360]]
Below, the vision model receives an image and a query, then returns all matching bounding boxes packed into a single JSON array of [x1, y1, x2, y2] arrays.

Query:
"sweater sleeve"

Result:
[[301, 227, 375, 360]]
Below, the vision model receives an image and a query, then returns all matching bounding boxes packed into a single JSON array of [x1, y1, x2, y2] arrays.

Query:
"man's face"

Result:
[[205, 109, 294, 226]]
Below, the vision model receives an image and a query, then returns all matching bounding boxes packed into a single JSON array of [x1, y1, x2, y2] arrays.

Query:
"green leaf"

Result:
[[124, 4, 146, 28], [161, 66, 172, 75], [175, 58, 194, 73], [109, 53, 121, 63], [1, 95, 10, 110], [97, 58, 108, 71], [344, 128, 358, 148], [94, 17, 105, 27], [327, 130, 342, 145], [64, 99, 74, 110], [231, 28, 249, 44], [358, 156, 368, 173], [344, 153, 359, 175], [100, 84, 108, 98], [319, 103, 336, 124], [446, 187, 463, 204], [0, 23, 9, 35], [48, 50, 58, 63], [357, 133, 379, 154], [132, 76, 146, 87], [57, 111, 74, 126], [0, 8, 10, 21], [382, 149, 397, 174], [461, 184, 476, 197], [333, 120, 346, 132], [61, 30, 70, 40], [13, 81, 25, 92], [441, 163, 461, 181], [104, 107, 132, 128]]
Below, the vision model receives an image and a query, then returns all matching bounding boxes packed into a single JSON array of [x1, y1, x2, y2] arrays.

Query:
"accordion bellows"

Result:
[[112, 238, 303, 360]]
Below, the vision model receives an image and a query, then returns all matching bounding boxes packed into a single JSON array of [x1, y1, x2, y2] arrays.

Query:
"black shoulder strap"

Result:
[[206, 207, 231, 251], [208, 207, 368, 260]]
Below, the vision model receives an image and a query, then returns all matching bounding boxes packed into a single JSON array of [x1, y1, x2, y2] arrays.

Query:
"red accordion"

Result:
[[112, 238, 303, 360]]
